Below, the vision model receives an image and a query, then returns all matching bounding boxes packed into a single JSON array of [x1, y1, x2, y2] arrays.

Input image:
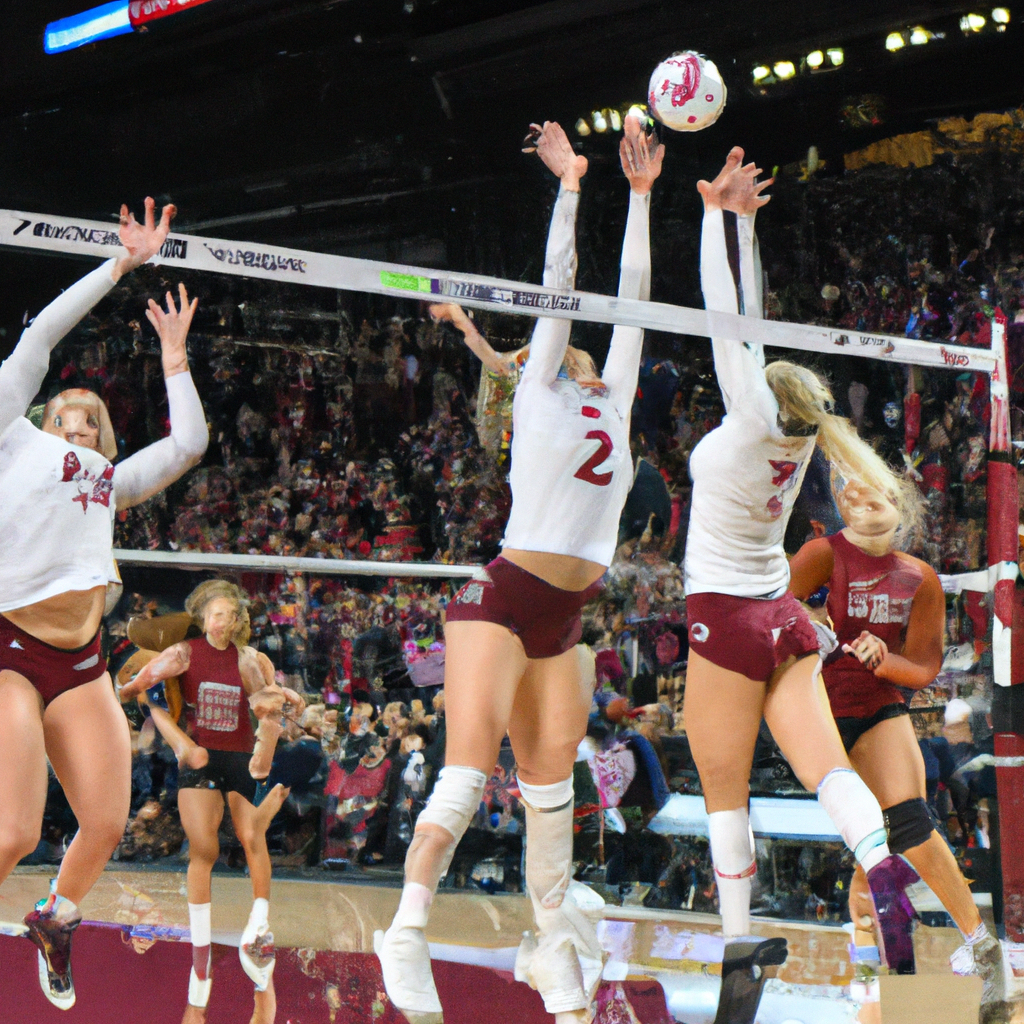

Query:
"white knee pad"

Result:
[[708, 808, 756, 938], [416, 765, 487, 877], [817, 768, 890, 871]]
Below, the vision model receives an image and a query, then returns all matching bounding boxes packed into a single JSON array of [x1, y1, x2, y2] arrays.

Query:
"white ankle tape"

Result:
[[417, 765, 487, 838], [189, 967, 212, 1007]]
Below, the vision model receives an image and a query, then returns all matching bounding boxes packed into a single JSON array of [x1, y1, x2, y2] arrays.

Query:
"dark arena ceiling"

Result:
[[1, 1, 1022, 283]]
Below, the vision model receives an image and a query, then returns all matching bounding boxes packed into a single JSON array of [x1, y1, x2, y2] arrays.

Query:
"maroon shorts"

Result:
[[0, 615, 107, 706], [445, 557, 603, 659], [686, 591, 819, 683]]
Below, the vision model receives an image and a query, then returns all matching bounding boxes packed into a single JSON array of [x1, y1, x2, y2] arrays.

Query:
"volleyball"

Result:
[[648, 52, 727, 132]]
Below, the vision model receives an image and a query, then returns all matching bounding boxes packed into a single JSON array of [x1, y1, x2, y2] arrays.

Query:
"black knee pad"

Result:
[[883, 797, 934, 855]]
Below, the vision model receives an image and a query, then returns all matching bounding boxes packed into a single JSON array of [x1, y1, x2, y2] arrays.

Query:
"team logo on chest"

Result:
[[61, 452, 114, 513], [765, 459, 802, 519]]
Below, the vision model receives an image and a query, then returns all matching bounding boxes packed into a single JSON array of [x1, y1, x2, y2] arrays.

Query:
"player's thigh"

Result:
[[508, 645, 590, 784], [441, 619, 528, 773], [848, 713, 926, 807], [0, 671, 48, 849]]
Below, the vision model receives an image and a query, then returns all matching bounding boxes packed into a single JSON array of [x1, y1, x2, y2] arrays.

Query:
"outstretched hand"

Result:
[[145, 283, 197, 378], [697, 147, 772, 216], [619, 114, 664, 195], [113, 197, 176, 280], [528, 121, 588, 191], [428, 302, 473, 332]]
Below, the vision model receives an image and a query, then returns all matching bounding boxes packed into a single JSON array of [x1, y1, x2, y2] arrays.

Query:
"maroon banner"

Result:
[[128, 0, 217, 27]]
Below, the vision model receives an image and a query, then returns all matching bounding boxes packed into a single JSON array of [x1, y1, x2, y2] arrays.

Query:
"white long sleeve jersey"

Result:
[[0, 260, 209, 611], [683, 209, 815, 598], [502, 188, 651, 567]]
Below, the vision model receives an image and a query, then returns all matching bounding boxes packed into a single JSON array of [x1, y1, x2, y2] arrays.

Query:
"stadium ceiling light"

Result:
[[608, 109, 622, 132], [827, 47, 845, 65], [773, 60, 796, 79], [575, 118, 591, 136], [806, 49, 825, 67], [885, 31, 906, 50], [910, 26, 933, 44], [44, 1, 131, 53], [961, 12, 987, 30], [752, 64, 771, 82], [992, 7, 1011, 23], [591, 110, 607, 133], [626, 104, 648, 123]]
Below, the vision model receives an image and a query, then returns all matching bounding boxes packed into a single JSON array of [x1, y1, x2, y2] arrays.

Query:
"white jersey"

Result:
[[502, 188, 650, 567], [0, 259, 208, 611], [684, 209, 815, 598]]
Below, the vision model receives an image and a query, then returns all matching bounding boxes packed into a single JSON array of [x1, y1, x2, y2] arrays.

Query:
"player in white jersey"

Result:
[[375, 118, 660, 1024], [0, 199, 209, 1009], [683, 150, 927, 985]]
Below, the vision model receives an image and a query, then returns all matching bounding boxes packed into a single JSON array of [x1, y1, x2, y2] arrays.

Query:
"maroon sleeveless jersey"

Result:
[[179, 637, 256, 753], [823, 531, 926, 718]]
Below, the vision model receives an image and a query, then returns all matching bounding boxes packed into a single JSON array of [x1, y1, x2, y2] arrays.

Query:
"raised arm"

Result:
[[0, 198, 175, 436], [115, 284, 208, 508], [602, 117, 663, 418], [118, 640, 191, 701], [697, 148, 776, 423], [429, 303, 514, 376], [520, 121, 586, 387]]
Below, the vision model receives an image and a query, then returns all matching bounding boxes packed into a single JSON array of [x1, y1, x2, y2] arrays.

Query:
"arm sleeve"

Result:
[[0, 260, 117, 435], [602, 190, 651, 419], [521, 185, 579, 387], [114, 371, 209, 508], [700, 209, 778, 424], [788, 538, 835, 599]]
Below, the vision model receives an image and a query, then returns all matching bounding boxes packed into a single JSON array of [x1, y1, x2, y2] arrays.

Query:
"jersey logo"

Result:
[[689, 622, 710, 643], [766, 495, 783, 519], [574, 430, 614, 487], [769, 460, 799, 488], [73, 653, 99, 672], [195, 680, 241, 733], [8, 640, 23, 650], [581, 406, 601, 419], [62, 455, 115, 514]]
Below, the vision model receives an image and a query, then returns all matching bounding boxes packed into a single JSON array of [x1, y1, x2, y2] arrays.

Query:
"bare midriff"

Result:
[[500, 548, 606, 592], [2, 586, 106, 649]]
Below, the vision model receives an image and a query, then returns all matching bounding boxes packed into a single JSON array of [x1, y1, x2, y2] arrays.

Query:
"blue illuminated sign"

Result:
[[44, 2, 133, 54]]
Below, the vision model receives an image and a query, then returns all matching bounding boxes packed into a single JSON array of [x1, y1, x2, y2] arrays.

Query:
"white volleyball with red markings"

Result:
[[648, 52, 727, 132]]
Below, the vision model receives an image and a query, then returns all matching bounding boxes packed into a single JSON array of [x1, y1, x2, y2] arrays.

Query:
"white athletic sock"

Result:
[[188, 902, 212, 949], [376, 883, 441, 1015], [964, 921, 990, 944], [707, 808, 756, 937], [188, 902, 213, 1006], [48, 893, 80, 923], [817, 769, 891, 871]]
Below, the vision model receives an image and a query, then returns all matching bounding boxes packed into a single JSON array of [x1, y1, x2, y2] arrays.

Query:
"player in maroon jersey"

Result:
[[790, 480, 1003, 1003], [121, 580, 303, 1024]]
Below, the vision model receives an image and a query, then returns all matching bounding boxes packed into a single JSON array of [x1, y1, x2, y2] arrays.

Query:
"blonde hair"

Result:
[[184, 579, 251, 648], [42, 389, 117, 460], [764, 360, 922, 531]]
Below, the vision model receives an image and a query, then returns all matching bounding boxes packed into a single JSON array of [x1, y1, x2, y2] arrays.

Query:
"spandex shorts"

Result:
[[0, 614, 106, 706], [685, 590, 820, 684], [834, 702, 909, 754], [178, 748, 258, 803], [445, 556, 602, 659]]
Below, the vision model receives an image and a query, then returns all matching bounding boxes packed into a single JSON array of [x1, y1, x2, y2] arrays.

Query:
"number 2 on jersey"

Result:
[[574, 430, 613, 486]]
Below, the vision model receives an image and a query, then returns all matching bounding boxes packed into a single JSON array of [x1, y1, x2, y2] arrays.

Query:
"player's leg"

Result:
[[508, 646, 600, 1024], [376, 619, 527, 1022]]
